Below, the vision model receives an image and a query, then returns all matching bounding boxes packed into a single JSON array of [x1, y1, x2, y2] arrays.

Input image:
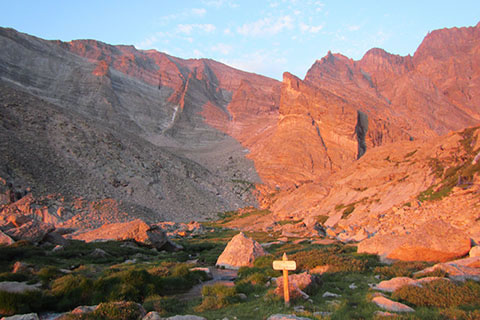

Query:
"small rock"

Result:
[[374, 311, 396, 317], [469, 246, 480, 258], [71, 305, 98, 314], [189, 267, 212, 279], [142, 311, 162, 320], [293, 305, 304, 312], [52, 245, 64, 252], [237, 293, 247, 300], [372, 296, 414, 313], [322, 291, 341, 298], [90, 248, 110, 258], [12, 261, 30, 274]]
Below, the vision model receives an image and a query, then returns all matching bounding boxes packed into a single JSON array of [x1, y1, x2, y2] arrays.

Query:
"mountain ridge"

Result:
[[0, 23, 479, 236]]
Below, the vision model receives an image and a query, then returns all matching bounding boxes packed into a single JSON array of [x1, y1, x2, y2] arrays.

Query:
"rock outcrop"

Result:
[[215, 232, 267, 269], [358, 220, 471, 262], [414, 256, 480, 281], [372, 296, 415, 313], [71, 219, 181, 251]]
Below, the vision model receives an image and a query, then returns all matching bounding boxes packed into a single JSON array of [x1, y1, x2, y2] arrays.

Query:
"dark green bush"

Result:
[[143, 295, 186, 315], [51, 274, 93, 310], [392, 279, 480, 308], [0, 290, 48, 316], [0, 272, 29, 282]]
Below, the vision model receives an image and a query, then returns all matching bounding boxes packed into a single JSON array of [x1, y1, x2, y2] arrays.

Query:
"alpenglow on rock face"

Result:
[[216, 232, 267, 269]]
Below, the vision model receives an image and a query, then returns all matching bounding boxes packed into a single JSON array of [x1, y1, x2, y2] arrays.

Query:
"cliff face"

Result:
[[0, 27, 280, 222], [1, 22, 480, 227]]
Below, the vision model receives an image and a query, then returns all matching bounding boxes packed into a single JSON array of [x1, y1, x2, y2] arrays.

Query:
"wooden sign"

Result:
[[272, 253, 297, 306], [273, 259, 296, 271]]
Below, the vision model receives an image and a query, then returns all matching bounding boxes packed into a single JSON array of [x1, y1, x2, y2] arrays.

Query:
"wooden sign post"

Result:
[[273, 252, 296, 306]]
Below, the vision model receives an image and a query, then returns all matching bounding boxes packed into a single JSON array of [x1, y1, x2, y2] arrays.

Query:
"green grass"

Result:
[[374, 261, 432, 279], [1, 212, 479, 319], [392, 279, 480, 308]]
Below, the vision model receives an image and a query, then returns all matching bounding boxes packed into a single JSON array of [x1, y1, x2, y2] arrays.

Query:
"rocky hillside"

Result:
[[0, 27, 280, 223], [1, 23, 480, 232]]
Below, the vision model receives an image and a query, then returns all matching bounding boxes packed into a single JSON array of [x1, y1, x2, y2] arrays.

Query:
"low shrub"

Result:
[[143, 295, 186, 315], [0, 290, 48, 316], [51, 274, 93, 310], [0, 272, 29, 282], [291, 247, 369, 273], [64, 301, 145, 320], [195, 284, 238, 311], [392, 279, 480, 308], [374, 261, 431, 278], [92, 301, 144, 320], [37, 266, 62, 284]]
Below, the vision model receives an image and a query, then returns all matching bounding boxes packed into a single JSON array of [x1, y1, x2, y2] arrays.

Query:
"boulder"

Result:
[[358, 220, 471, 262], [0, 230, 15, 245], [414, 256, 480, 281], [373, 276, 448, 293], [4, 218, 55, 244], [71, 219, 181, 251], [275, 272, 317, 299], [0, 281, 41, 293], [0, 313, 40, 320], [372, 296, 415, 313], [12, 262, 31, 274], [215, 232, 267, 269]]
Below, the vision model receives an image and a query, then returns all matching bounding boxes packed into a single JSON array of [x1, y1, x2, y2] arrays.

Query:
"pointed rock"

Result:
[[215, 232, 267, 269]]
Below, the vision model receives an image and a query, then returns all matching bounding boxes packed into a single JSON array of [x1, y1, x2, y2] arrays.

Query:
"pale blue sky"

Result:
[[1, 1, 479, 80]]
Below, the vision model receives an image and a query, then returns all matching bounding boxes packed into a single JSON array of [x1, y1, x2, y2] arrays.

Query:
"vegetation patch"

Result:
[[341, 205, 355, 219], [374, 261, 432, 279], [195, 284, 239, 312], [277, 219, 302, 226], [404, 149, 418, 158], [290, 245, 376, 273], [392, 279, 480, 308], [315, 215, 329, 225]]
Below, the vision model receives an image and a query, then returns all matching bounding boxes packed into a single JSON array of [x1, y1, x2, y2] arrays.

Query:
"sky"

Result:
[[1, 0, 479, 80]]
